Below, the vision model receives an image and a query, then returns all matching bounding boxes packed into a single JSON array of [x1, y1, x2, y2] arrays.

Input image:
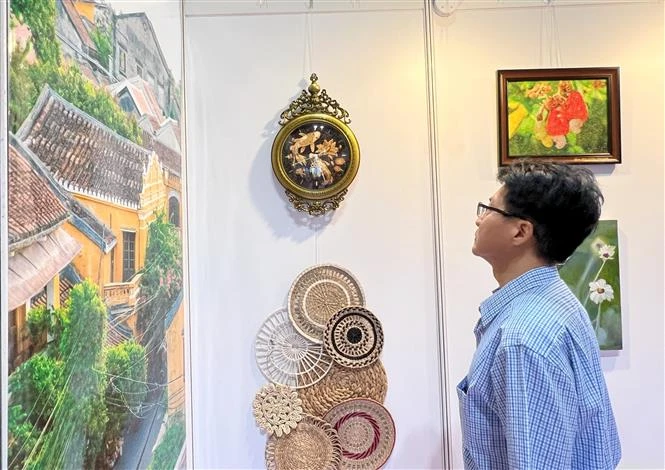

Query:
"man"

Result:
[[458, 160, 621, 469]]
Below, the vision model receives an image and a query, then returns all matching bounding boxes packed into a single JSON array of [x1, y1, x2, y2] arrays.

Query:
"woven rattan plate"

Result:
[[265, 415, 342, 470], [288, 264, 365, 343], [324, 398, 396, 470], [256, 308, 334, 388], [298, 361, 388, 418], [323, 306, 383, 368]]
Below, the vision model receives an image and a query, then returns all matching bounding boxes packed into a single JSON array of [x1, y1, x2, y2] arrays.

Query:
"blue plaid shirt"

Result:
[[457, 266, 621, 469]]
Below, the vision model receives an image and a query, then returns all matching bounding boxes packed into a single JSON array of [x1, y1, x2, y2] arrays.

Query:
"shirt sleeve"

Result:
[[490, 344, 577, 470]]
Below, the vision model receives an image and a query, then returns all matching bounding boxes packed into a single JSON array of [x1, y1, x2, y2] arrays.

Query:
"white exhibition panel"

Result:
[[435, 2, 665, 469], [184, 1, 664, 469], [184, 8, 444, 469]]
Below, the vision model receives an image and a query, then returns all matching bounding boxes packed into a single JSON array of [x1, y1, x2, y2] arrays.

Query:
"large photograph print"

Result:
[[6, 1, 187, 468]]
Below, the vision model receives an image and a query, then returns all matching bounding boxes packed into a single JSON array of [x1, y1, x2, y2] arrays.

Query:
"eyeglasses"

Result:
[[477, 202, 522, 219]]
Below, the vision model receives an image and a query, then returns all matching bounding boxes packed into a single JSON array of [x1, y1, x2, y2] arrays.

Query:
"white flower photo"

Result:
[[589, 279, 615, 304]]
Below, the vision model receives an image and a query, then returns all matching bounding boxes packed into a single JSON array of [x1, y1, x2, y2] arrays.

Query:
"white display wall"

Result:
[[183, 1, 664, 468], [435, 3, 664, 468], [184, 4, 446, 469]]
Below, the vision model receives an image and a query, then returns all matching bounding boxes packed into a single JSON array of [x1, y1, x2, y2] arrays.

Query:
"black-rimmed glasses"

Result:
[[477, 202, 522, 219]]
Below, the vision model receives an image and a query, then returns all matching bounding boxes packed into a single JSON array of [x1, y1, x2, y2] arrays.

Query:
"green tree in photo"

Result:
[[7, 405, 39, 469], [90, 27, 113, 69], [137, 213, 183, 388], [8, 354, 64, 429], [8, 41, 39, 133], [148, 412, 186, 470], [10, 0, 60, 66], [9, 58, 142, 142], [99, 340, 147, 467], [26, 305, 51, 339], [7, 353, 63, 469], [31, 280, 109, 469], [9, 3, 141, 143]]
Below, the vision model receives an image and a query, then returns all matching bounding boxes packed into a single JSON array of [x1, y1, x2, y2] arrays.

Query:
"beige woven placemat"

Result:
[[298, 360, 387, 418], [265, 415, 341, 470]]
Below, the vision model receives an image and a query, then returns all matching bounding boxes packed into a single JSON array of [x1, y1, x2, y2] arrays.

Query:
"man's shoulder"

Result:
[[497, 280, 592, 355]]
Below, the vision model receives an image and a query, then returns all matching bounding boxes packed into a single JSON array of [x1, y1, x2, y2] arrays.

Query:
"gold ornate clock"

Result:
[[271, 74, 360, 216]]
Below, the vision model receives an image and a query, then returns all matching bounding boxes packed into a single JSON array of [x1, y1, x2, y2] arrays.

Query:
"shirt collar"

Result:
[[477, 265, 560, 333]]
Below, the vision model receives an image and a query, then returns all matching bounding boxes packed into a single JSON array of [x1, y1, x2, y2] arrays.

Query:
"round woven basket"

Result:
[[265, 415, 341, 470], [324, 398, 396, 470], [323, 306, 384, 368], [288, 264, 365, 343], [298, 360, 387, 418]]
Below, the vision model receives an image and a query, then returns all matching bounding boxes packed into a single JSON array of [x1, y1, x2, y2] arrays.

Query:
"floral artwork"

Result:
[[498, 68, 621, 165], [559, 220, 622, 350], [280, 121, 351, 191], [508, 79, 603, 153]]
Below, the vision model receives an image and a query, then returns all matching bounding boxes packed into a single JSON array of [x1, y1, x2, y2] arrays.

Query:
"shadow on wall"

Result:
[[248, 80, 336, 240], [398, 425, 446, 469]]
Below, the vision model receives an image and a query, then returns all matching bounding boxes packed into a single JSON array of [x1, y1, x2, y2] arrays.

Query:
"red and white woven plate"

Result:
[[323, 398, 395, 469]]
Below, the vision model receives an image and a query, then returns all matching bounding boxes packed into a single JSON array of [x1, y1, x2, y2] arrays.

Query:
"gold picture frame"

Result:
[[272, 74, 360, 216]]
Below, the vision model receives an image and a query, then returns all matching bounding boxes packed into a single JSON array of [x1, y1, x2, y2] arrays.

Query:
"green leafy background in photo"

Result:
[[558, 220, 622, 350]]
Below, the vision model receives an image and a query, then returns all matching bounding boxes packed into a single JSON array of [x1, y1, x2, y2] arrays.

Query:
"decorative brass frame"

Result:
[[271, 74, 360, 216]]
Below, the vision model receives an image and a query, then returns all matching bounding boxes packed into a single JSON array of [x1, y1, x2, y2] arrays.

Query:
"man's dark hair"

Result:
[[498, 160, 604, 264]]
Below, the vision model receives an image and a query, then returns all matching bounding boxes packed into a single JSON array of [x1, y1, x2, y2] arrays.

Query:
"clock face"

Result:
[[279, 120, 352, 192]]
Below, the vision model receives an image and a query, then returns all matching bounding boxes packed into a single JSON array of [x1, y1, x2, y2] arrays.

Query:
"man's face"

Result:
[[472, 186, 517, 263]]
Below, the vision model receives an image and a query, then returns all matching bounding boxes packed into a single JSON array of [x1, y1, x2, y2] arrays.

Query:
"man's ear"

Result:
[[512, 219, 535, 247]]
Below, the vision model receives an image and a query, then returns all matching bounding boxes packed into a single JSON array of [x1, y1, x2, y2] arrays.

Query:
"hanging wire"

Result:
[[301, 8, 322, 264], [550, 1, 562, 67], [302, 12, 314, 79], [315, 227, 320, 264], [540, 0, 562, 67]]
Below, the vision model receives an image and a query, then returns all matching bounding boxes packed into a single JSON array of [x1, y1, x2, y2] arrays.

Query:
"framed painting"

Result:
[[272, 74, 360, 216], [4, 1, 189, 468], [559, 220, 622, 350], [497, 67, 621, 166]]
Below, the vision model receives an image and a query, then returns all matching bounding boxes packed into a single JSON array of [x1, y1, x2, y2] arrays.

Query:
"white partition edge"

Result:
[[1, 0, 8, 467], [181, 0, 454, 466], [423, 1, 453, 467], [179, 0, 196, 467]]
